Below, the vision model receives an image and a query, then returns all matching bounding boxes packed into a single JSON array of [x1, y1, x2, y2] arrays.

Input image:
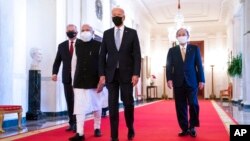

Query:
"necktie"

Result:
[[69, 41, 74, 57], [181, 47, 186, 61], [115, 29, 121, 50]]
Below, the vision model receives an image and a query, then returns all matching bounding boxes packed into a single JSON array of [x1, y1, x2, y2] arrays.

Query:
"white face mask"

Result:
[[177, 36, 188, 44], [81, 31, 93, 42]]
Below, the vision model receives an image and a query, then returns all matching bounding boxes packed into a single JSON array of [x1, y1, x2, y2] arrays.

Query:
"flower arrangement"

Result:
[[227, 53, 242, 77], [150, 75, 156, 86]]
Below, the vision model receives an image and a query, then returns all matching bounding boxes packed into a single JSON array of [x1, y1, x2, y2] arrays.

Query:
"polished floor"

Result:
[[1, 99, 250, 140]]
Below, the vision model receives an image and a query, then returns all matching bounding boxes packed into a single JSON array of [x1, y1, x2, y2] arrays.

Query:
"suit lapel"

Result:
[[64, 40, 73, 58], [75, 39, 78, 46], [176, 45, 183, 62], [185, 44, 191, 60], [120, 27, 129, 50], [75, 39, 81, 48], [110, 28, 117, 51]]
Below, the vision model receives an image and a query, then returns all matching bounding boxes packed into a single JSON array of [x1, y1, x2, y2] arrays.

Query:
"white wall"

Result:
[[26, 0, 68, 113], [81, 0, 111, 36], [204, 34, 228, 98]]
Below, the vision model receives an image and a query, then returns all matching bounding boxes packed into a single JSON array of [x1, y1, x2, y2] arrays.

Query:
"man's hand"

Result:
[[51, 74, 57, 81], [96, 83, 104, 93], [167, 80, 173, 89], [131, 75, 139, 87], [99, 76, 106, 85], [97, 76, 106, 93], [199, 82, 205, 90]]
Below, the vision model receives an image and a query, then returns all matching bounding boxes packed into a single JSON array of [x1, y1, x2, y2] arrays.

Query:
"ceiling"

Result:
[[137, 0, 240, 38], [141, 0, 225, 24]]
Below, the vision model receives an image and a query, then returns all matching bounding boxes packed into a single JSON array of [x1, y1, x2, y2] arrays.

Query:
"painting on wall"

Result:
[[81, 0, 111, 36]]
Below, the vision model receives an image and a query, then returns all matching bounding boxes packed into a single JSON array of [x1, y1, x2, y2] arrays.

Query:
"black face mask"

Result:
[[112, 16, 123, 26], [66, 31, 77, 39]]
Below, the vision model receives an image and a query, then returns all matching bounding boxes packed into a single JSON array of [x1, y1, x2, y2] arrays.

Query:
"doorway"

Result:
[[189, 41, 205, 99]]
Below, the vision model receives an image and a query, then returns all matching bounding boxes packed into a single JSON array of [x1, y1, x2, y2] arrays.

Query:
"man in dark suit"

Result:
[[69, 24, 102, 141], [98, 7, 141, 141], [52, 24, 80, 132], [166, 28, 205, 137]]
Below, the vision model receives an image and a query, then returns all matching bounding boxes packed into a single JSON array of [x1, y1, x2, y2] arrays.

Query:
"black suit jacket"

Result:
[[52, 39, 83, 84], [73, 39, 101, 88], [99, 27, 141, 83], [166, 44, 205, 88]]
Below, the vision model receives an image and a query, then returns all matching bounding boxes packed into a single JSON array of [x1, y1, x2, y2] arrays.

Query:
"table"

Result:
[[146, 85, 157, 100]]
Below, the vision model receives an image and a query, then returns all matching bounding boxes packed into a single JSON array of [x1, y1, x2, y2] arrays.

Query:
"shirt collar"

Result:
[[180, 43, 187, 49], [68, 39, 77, 43], [115, 25, 125, 31]]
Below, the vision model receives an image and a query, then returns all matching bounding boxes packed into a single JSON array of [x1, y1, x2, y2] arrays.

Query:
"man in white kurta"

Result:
[[69, 24, 103, 141]]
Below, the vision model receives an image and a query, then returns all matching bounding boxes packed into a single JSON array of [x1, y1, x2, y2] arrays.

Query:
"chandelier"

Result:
[[175, 0, 184, 29], [168, 0, 190, 42]]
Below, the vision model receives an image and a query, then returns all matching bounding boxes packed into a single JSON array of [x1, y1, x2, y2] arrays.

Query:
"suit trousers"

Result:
[[63, 84, 76, 126], [107, 69, 134, 139], [173, 80, 199, 131]]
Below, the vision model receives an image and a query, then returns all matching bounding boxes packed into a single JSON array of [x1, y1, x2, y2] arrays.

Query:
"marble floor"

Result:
[[1, 99, 250, 140], [216, 100, 250, 124]]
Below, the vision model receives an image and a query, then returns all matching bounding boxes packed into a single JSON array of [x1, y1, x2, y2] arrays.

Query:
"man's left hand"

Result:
[[131, 75, 139, 87], [199, 82, 205, 90], [96, 83, 104, 93]]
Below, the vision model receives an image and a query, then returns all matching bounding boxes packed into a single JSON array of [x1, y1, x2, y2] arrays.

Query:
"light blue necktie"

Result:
[[115, 29, 121, 50]]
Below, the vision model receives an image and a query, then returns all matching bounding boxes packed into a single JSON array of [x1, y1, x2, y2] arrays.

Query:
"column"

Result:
[[0, 0, 14, 105], [232, 14, 243, 102], [242, 0, 250, 108], [162, 66, 168, 99], [67, 0, 81, 31], [26, 70, 42, 120], [0, 0, 28, 122]]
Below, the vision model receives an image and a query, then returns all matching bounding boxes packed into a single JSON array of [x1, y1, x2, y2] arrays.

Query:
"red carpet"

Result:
[[13, 100, 229, 141]]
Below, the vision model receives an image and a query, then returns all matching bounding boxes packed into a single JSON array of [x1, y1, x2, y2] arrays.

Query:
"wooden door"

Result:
[[189, 41, 204, 99]]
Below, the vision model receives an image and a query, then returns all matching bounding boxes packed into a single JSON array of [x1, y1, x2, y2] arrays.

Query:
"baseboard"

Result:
[[3, 111, 68, 128], [243, 104, 250, 110], [43, 111, 68, 117], [3, 117, 26, 128]]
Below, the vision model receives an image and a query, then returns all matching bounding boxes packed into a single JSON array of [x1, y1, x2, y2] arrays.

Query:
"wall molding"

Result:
[[43, 111, 68, 117]]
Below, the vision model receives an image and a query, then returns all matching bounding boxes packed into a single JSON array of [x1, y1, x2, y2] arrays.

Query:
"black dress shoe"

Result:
[[128, 128, 135, 140], [178, 130, 189, 136], [69, 133, 85, 141], [94, 129, 102, 137], [189, 128, 197, 137], [110, 138, 119, 141]]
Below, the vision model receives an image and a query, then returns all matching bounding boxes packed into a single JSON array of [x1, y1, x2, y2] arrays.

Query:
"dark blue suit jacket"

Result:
[[166, 44, 205, 88], [99, 27, 141, 83], [52, 39, 83, 84]]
